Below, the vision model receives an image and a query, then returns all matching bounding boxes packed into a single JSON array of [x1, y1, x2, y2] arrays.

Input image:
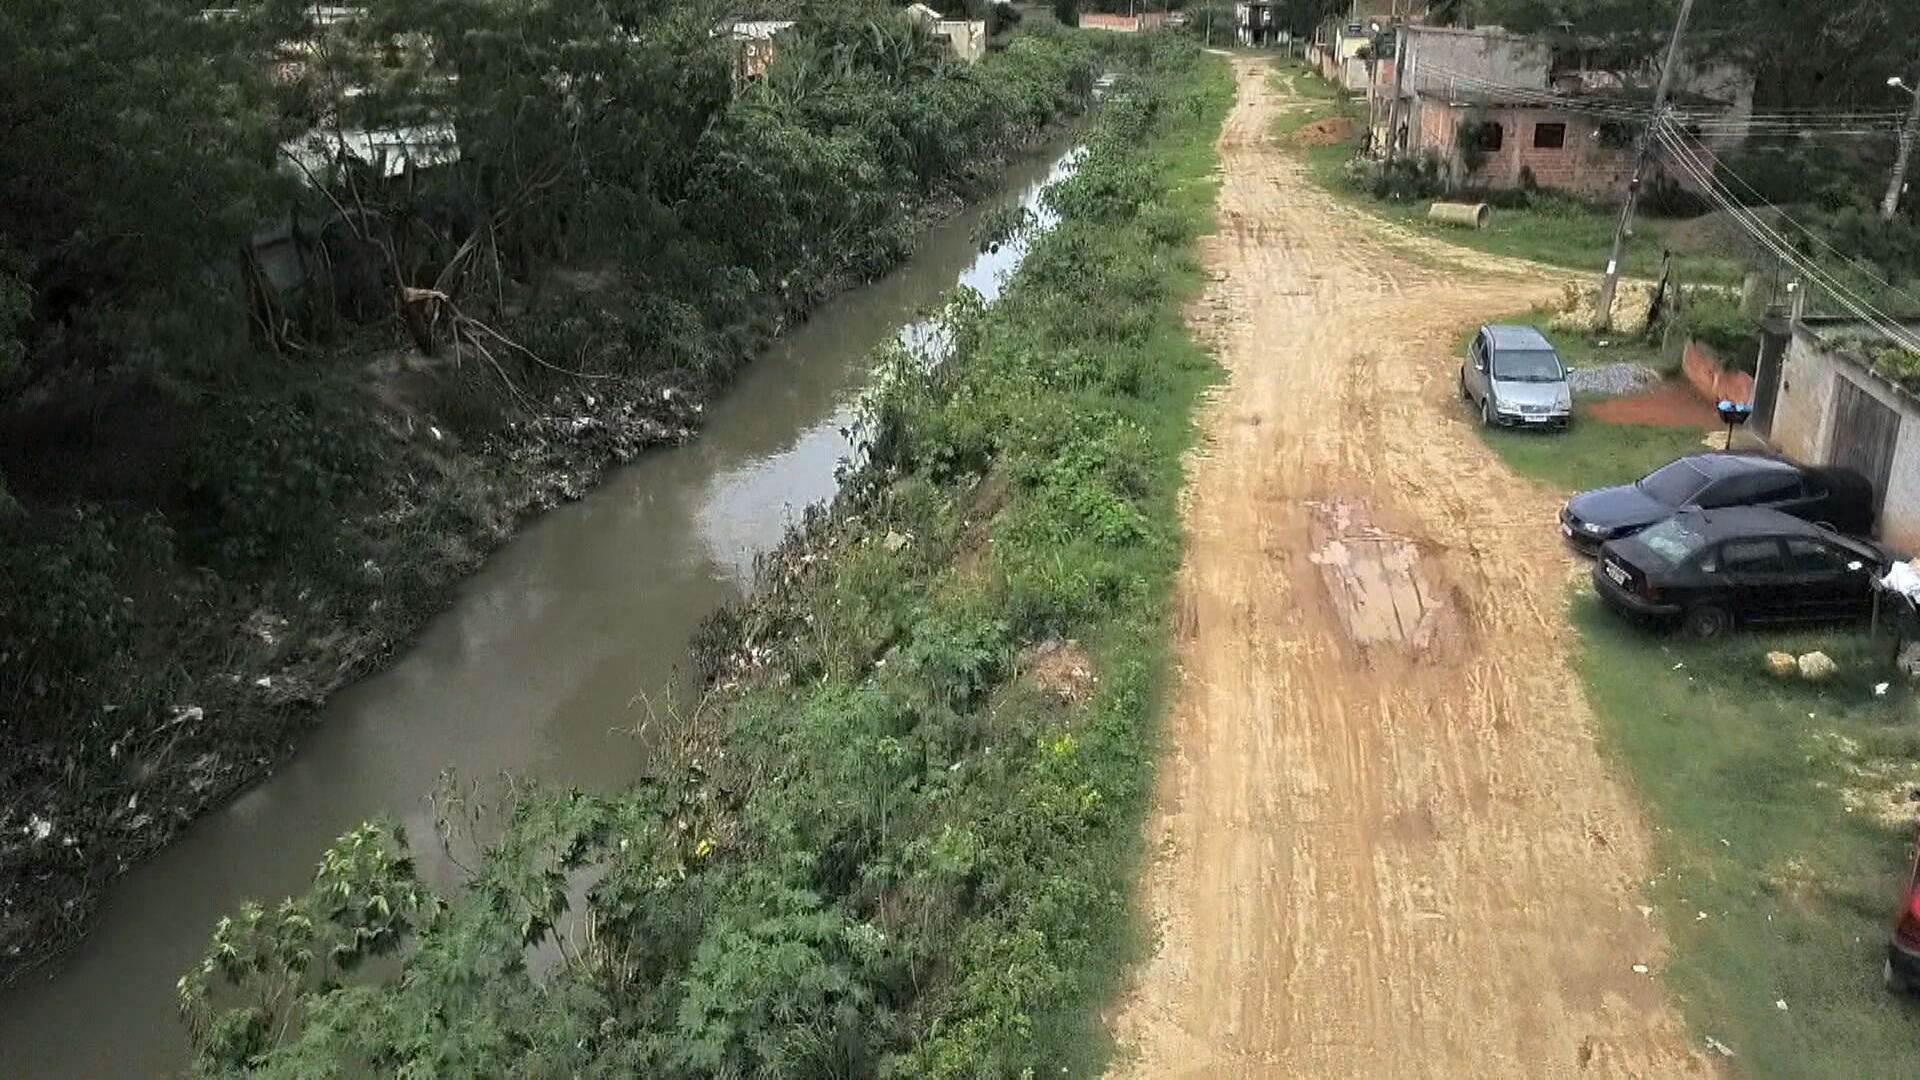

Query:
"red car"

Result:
[[1890, 794, 1920, 993]]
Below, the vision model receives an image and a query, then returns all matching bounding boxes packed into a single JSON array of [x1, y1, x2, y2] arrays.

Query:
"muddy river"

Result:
[[0, 140, 1081, 1077]]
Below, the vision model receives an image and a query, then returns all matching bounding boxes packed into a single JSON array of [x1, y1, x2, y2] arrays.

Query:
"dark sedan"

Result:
[[1561, 453, 1874, 554], [1591, 507, 1894, 638]]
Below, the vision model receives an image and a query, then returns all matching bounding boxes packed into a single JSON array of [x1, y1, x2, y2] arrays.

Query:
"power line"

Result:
[[1652, 120, 1920, 353], [1659, 121, 1920, 315]]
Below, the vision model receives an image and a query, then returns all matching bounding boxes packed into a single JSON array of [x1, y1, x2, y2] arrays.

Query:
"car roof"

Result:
[[1484, 324, 1555, 350], [1681, 452, 1800, 480], [1671, 505, 1846, 541]]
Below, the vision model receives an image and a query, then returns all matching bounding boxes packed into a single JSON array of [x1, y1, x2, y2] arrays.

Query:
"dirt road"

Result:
[[1112, 60, 1706, 1078]]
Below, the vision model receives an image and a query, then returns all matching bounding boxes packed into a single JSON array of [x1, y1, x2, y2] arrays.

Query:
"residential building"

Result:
[[1232, 2, 1286, 47], [903, 3, 988, 61], [1079, 12, 1171, 33], [1373, 24, 1753, 200], [1754, 319, 1920, 549], [726, 20, 797, 82]]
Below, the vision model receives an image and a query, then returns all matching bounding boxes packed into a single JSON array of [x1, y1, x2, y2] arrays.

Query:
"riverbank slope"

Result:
[[0, 22, 1097, 981], [178, 36, 1233, 1076]]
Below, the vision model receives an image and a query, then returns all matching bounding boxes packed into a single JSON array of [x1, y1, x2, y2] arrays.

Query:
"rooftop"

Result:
[[1414, 86, 1729, 111], [1485, 323, 1554, 349]]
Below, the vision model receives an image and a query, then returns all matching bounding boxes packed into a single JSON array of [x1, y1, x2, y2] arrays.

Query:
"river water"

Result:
[[0, 141, 1080, 1077]]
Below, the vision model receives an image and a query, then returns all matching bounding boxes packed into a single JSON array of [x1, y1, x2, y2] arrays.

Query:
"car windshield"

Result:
[[1637, 460, 1711, 506], [1635, 516, 1710, 568], [1493, 348, 1563, 382]]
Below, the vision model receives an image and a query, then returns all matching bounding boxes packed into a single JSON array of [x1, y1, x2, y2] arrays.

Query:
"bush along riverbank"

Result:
[[177, 36, 1231, 1077], [0, 7, 1097, 980]]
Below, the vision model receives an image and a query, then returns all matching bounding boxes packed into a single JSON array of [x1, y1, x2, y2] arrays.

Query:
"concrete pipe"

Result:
[[1428, 202, 1491, 229]]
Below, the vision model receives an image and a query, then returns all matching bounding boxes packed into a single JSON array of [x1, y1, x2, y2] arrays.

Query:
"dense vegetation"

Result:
[[0, 0, 1099, 977], [177, 36, 1229, 1075]]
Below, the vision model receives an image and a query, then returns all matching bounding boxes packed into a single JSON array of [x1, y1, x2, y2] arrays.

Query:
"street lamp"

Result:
[[1886, 75, 1920, 219]]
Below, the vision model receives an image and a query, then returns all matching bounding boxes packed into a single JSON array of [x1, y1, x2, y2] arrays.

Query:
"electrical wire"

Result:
[[1409, 64, 1907, 135], [1409, 65, 1655, 121], [1660, 121, 1920, 317], [1651, 120, 1920, 353]]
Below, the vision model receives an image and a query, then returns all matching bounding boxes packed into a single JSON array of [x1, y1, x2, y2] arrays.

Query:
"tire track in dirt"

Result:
[[1112, 59, 1708, 1078]]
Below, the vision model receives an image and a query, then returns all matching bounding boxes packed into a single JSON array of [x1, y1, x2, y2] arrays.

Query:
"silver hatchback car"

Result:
[[1459, 324, 1572, 430]]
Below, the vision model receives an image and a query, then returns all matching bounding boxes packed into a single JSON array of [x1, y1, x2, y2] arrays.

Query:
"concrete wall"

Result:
[[1401, 25, 1550, 93], [1769, 326, 1920, 551]]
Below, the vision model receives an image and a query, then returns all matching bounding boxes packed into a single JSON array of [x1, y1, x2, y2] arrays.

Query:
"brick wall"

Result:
[[1411, 99, 1654, 201]]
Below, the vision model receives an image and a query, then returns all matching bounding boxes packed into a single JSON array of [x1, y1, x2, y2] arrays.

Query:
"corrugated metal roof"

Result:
[[279, 124, 460, 184]]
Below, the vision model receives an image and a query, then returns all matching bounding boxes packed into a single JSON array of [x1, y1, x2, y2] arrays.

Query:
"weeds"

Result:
[[180, 36, 1232, 1077]]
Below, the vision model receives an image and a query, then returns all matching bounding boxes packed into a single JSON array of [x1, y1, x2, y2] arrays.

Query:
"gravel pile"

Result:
[[1568, 362, 1661, 398]]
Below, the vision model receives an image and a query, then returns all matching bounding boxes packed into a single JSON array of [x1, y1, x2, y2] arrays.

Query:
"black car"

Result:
[[1560, 453, 1875, 554], [1592, 507, 1894, 637]]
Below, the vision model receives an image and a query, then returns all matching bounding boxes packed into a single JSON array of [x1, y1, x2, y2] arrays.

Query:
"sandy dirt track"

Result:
[[1110, 60, 1709, 1078]]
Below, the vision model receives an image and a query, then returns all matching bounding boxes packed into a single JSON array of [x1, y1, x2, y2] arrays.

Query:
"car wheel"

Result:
[[1480, 397, 1495, 428], [1459, 368, 1471, 401], [1887, 956, 1910, 995], [1682, 604, 1733, 640]]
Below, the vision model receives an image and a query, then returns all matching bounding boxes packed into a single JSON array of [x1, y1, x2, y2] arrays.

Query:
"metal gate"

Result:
[[1828, 375, 1900, 512], [1750, 323, 1788, 437]]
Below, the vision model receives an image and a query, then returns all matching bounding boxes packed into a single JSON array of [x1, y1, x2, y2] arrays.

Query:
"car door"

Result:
[[1713, 537, 1794, 622], [1782, 537, 1874, 621], [1466, 332, 1490, 403]]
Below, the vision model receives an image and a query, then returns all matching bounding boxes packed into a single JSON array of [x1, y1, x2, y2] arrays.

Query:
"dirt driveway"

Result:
[[1111, 60, 1707, 1077]]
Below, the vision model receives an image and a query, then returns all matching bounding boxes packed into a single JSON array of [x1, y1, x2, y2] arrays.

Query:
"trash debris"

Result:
[[1775, 998, 1788, 1011], [254, 676, 272, 689], [883, 531, 911, 553], [1764, 652, 1798, 679], [24, 815, 52, 842], [1631, 963, 1650, 974], [1704, 1035, 1736, 1058], [1796, 651, 1836, 683], [1875, 682, 1891, 697]]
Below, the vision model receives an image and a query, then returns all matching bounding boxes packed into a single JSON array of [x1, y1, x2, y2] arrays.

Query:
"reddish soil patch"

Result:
[[1289, 115, 1354, 147], [1584, 380, 1719, 429]]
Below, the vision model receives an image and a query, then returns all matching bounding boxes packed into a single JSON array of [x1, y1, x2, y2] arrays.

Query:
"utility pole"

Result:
[[1882, 74, 1920, 221], [1596, 0, 1696, 331], [1383, 24, 1407, 162]]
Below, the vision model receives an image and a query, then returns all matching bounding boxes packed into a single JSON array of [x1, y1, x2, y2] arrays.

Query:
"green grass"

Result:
[[1364, 193, 1743, 284], [1493, 307, 1682, 375], [1265, 63, 1354, 139], [1479, 420, 1706, 493], [1457, 311, 1703, 491], [1472, 310, 1920, 1074], [1256, 57, 1745, 285], [1577, 602, 1920, 1077]]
